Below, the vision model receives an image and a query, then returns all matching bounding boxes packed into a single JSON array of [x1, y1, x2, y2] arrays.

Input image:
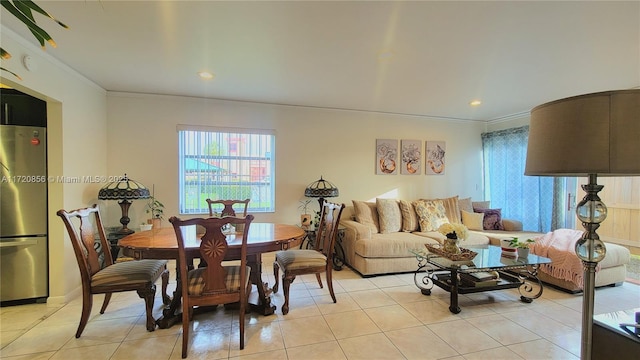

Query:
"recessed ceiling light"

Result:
[[198, 71, 214, 80], [470, 100, 482, 106]]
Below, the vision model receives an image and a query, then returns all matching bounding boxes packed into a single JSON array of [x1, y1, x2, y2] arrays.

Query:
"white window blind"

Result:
[[177, 125, 275, 214]]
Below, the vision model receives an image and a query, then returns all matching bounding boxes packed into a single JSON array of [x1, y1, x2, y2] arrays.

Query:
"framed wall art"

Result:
[[376, 139, 398, 175], [425, 141, 446, 175], [401, 139, 421, 175]]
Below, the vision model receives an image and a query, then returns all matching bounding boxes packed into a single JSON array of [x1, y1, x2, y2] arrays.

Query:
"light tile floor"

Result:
[[1, 253, 639, 360]]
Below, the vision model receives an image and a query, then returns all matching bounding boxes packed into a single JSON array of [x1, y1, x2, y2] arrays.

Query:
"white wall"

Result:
[[1, 27, 108, 303], [106, 92, 486, 226]]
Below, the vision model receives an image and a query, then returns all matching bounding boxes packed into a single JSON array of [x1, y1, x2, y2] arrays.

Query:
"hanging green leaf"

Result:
[[0, 66, 22, 80], [20, 0, 69, 29], [1, 1, 56, 48], [1, 48, 11, 59], [0, 0, 68, 80]]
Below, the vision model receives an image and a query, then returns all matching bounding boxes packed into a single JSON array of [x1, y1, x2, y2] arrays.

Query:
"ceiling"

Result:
[[1, 1, 639, 122]]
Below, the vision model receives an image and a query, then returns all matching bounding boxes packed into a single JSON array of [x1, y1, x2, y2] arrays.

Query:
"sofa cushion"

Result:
[[414, 199, 448, 232], [458, 197, 473, 213], [474, 208, 505, 230], [413, 230, 491, 246], [472, 201, 491, 210], [437, 195, 462, 224], [353, 232, 439, 258], [353, 200, 380, 233], [399, 200, 420, 232], [461, 210, 484, 230], [376, 198, 402, 233]]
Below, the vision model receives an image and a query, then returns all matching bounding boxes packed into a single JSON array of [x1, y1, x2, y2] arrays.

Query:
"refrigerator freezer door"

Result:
[[0, 236, 48, 302], [0, 125, 48, 237]]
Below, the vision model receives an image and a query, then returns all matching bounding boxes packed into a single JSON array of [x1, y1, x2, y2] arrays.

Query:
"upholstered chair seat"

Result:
[[186, 265, 251, 295]]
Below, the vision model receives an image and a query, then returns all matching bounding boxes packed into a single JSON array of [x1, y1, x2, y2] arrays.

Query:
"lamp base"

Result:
[[115, 227, 134, 235], [117, 199, 134, 235]]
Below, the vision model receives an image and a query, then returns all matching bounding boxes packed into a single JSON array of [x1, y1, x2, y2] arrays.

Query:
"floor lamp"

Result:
[[524, 89, 640, 360]]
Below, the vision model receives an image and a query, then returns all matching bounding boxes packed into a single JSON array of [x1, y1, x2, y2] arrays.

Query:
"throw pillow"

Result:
[[472, 200, 491, 210], [376, 198, 402, 233], [438, 195, 461, 224], [461, 210, 484, 230], [399, 200, 420, 232], [473, 208, 505, 230], [458, 197, 473, 213], [413, 199, 449, 232], [352, 200, 380, 233]]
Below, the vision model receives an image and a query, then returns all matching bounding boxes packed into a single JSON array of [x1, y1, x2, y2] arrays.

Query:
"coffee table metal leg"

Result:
[[449, 269, 461, 314], [518, 265, 544, 303], [413, 255, 434, 295]]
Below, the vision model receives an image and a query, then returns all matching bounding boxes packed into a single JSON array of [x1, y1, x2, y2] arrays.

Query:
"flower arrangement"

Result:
[[437, 223, 468, 240]]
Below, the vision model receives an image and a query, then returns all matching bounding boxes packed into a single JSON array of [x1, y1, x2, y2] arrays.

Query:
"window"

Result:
[[481, 126, 571, 232], [178, 125, 275, 214]]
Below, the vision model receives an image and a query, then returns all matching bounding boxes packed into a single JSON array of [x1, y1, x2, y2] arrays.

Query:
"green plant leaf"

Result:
[[1, 1, 56, 48], [0, 66, 22, 80], [1, 48, 11, 59], [1, 0, 70, 80], [20, 0, 69, 28]]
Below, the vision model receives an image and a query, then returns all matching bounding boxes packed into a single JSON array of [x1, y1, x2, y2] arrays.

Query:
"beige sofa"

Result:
[[339, 197, 630, 293], [339, 196, 542, 277]]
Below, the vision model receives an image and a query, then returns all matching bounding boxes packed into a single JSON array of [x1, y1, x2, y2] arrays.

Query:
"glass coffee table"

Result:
[[410, 245, 552, 314]]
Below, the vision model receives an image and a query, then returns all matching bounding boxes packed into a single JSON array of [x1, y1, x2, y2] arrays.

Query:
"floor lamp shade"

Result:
[[524, 89, 640, 360], [525, 90, 640, 177]]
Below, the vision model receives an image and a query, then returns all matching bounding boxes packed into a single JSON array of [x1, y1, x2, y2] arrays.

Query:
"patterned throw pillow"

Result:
[[399, 200, 419, 232], [473, 208, 505, 230], [461, 210, 484, 230], [352, 200, 380, 233], [376, 198, 402, 233], [413, 199, 449, 232]]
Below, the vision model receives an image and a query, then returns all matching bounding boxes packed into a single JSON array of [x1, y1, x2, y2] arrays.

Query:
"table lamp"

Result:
[[525, 89, 640, 360], [304, 176, 339, 209], [98, 174, 151, 234]]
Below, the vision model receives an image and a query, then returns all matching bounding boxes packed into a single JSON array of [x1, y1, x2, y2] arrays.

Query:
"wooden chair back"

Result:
[[171, 214, 254, 298], [57, 204, 113, 282], [313, 201, 345, 259], [206, 198, 250, 217]]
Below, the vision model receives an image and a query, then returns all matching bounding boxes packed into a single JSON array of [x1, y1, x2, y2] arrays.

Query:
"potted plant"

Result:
[[146, 196, 165, 229], [298, 199, 312, 227], [509, 238, 535, 258], [139, 222, 153, 231]]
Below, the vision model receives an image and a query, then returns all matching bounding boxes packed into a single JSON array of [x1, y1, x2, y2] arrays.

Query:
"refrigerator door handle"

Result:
[[0, 239, 39, 247]]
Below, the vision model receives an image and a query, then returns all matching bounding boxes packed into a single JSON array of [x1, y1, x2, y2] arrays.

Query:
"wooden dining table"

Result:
[[119, 223, 305, 328]]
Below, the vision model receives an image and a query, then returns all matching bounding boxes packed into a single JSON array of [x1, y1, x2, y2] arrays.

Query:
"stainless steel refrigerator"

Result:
[[0, 90, 48, 304]]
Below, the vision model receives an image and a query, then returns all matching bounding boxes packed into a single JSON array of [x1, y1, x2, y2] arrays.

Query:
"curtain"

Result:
[[481, 126, 556, 232]]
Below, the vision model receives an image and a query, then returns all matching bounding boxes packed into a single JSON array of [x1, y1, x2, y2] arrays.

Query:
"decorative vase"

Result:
[[443, 236, 461, 254], [150, 218, 162, 229]]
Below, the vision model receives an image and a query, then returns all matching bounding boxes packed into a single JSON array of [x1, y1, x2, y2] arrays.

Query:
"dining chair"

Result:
[[56, 204, 170, 338], [169, 214, 254, 358], [273, 201, 345, 315], [206, 198, 250, 217]]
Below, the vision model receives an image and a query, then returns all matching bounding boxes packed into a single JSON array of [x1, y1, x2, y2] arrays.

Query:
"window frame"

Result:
[[177, 125, 275, 215]]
